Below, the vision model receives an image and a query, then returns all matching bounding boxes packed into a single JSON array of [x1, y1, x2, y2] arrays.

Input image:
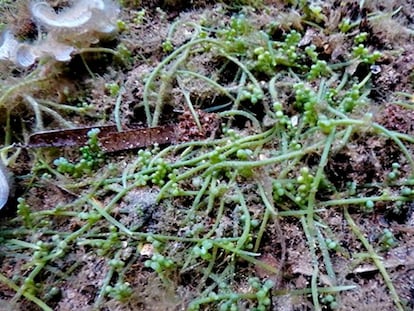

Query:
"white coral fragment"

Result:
[[31, 1, 93, 29], [30, 0, 120, 33], [36, 40, 74, 62], [0, 0, 120, 68], [14, 44, 37, 67], [0, 31, 37, 67], [0, 30, 19, 62]]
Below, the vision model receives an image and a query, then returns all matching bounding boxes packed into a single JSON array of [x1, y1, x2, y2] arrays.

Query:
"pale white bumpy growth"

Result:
[[0, 30, 19, 62], [0, 0, 120, 67], [30, 0, 120, 33], [0, 31, 39, 67], [0, 161, 9, 210], [30, 1, 94, 29], [14, 43, 37, 67]]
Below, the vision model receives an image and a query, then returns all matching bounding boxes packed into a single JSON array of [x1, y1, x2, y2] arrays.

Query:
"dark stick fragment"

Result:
[[99, 126, 177, 152], [26, 110, 219, 152], [27, 125, 118, 148]]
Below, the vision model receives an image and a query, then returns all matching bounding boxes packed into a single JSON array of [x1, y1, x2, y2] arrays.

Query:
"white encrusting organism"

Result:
[[0, 161, 10, 210], [0, 30, 19, 63], [30, 0, 119, 33], [31, 1, 94, 29], [0, 0, 120, 67], [14, 43, 37, 67]]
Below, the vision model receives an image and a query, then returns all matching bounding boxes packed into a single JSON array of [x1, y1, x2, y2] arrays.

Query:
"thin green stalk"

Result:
[[229, 71, 247, 124], [235, 187, 251, 250], [80, 53, 95, 79], [219, 109, 262, 132], [78, 47, 118, 55], [179, 79, 202, 131], [39, 99, 91, 114], [190, 173, 212, 213], [93, 250, 120, 309], [4, 109, 11, 146], [197, 246, 218, 291], [0, 271, 52, 311], [216, 242, 277, 274], [372, 123, 414, 172], [300, 216, 321, 311], [142, 38, 225, 126], [12, 263, 46, 306], [322, 195, 408, 207], [305, 129, 336, 310], [25, 95, 44, 130], [38, 104, 75, 128], [272, 285, 357, 297], [344, 208, 404, 311], [316, 226, 337, 286], [204, 195, 226, 239], [0, 75, 49, 109], [176, 69, 236, 101], [254, 193, 271, 252], [222, 54, 263, 98], [87, 197, 133, 236]]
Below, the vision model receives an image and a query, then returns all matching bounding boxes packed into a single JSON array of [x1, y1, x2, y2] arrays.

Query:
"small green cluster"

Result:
[[116, 20, 128, 32], [32, 241, 53, 265], [240, 83, 264, 104], [105, 281, 132, 302], [338, 18, 355, 33], [78, 225, 121, 256], [133, 9, 146, 25], [105, 83, 121, 97], [188, 277, 274, 311], [317, 114, 335, 134], [272, 101, 291, 127], [219, 14, 252, 55], [209, 147, 227, 164], [363, 200, 375, 213], [339, 83, 366, 113], [162, 39, 174, 53], [132, 148, 173, 187], [22, 276, 39, 296], [253, 29, 302, 73], [253, 46, 276, 75], [308, 60, 330, 80], [387, 162, 401, 181], [294, 83, 318, 125], [137, 149, 153, 164], [144, 253, 174, 274], [78, 210, 101, 225], [321, 294, 339, 309], [272, 180, 288, 201], [352, 44, 382, 64], [400, 185, 414, 198], [325, 238, 339, 252], [249, 277, 274, 311], [300, 2, 325, 23], [17, 197, 33, 228], [295, 167, 314, 205], [192, 240, 214, 260], [305, 45, 318, 62], [54, 129, 104, 178], [280, 30, 302, 65], [351, 34, 382, 64], [149, 158, 171, 186], [115, 43, 133, 65], [354, 32, 368, 44], [379, 228, 397, 250], [143, 237, 175, 275]]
